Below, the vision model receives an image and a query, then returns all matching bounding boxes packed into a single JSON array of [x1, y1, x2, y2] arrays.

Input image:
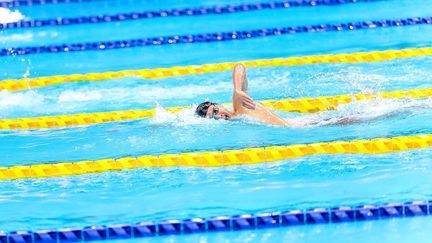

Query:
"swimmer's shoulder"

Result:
[[236, 105, 293, 127]]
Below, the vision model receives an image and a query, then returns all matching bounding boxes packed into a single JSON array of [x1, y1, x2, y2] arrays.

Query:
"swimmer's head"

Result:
[[195, 101, 232, 120]]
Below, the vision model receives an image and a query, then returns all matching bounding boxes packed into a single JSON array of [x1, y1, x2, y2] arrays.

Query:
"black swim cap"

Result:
[[195, 101, 218, 118]]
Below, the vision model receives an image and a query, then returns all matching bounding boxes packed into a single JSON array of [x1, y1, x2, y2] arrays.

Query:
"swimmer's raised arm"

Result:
[[231, 64, 294, 127], [233, 64, 249, 93], [232, 64, 256, 111]]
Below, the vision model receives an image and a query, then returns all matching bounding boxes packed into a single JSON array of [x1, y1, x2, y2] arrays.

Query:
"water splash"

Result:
[[291, 98, 432, 127], [150, 103, 219, 126], [22, 66, 30, 79], [0, 8, 25, 24], [58, 90, 103, 103], [306, 69, 388, 95], [149, 98, 432, 128], [1, 61, 431, 119], [149, 102, 268, 127], [0, 81, 233, 118], [0, 90, 45, 109]]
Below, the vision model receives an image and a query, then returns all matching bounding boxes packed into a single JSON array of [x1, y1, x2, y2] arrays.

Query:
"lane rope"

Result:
[[2, 16, 431, 57], [1, 0, 381, 29], [0, 87, 431, 130], [0, 0, 380, 8], [0, 200, 429, 241], [1, 0, 97, 7], [1, 133, 431, 180], [1, 47, 431, 92]]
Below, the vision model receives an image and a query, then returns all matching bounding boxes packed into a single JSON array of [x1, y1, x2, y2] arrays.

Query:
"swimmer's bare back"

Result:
[[231, 64, 295, 127]]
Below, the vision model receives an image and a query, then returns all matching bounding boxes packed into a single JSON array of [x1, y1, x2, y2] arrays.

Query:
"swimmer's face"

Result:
[[206, 104, 232, 120]]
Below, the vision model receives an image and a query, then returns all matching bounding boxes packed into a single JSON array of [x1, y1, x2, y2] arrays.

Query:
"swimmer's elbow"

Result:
[[234, 63, 245, 71]]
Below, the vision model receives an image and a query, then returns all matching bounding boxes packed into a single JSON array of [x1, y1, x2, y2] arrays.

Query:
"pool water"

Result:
[[1, 0, 432, 242]]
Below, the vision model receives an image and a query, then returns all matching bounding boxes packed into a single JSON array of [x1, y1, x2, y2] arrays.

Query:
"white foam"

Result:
[[291, 98, 432, 127], [0, 7, 25, 24], [149, 98, 432, 128], [1, 68, 431, 126], [150, 103, 220, 126], [0, 90, 45, 108], [0, 82, 231, 117], [58, 90, 103, 103]]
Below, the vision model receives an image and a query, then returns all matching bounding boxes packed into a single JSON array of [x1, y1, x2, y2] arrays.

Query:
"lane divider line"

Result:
[[1, 0, 96, 7], [3, 0, 363, 7], [1, 47, 431, 92], [0, 200, 430, 241], [1, 0, 382, 29], [0, 87, 431, 130], [2, 16, 431, 57], [1, 134, 431, 180]]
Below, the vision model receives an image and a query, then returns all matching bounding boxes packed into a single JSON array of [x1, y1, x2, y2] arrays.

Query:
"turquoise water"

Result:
[[1, 57, 432, 118], [1, 149, 432, 234], [143, 216, 432, 243], [1, 0, 432, 242]]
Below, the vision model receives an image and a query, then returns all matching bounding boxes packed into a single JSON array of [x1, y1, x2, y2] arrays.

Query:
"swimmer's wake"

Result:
[[152, 98, 432, 127], [152, 64, 432, 128]]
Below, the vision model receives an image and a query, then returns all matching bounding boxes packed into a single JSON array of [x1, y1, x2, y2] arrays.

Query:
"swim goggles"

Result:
[[210, 105, 219, 119]]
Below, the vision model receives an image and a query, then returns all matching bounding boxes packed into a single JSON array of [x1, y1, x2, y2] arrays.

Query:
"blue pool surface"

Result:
[[1, 0, 432, 242], [142, 216, 432, 243], [1, 148, 432, 233], [0, 57, 431, 119]]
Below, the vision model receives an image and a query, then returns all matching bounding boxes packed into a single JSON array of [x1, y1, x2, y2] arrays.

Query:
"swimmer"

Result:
[[195, 64, 358, 127]]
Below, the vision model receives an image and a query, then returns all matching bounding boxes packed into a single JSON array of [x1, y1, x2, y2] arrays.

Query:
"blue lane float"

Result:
[[0, 201, 430, 242], [0, 0, 95, 8], [1, 16, 431, 57], [0, 0, 382, 30]]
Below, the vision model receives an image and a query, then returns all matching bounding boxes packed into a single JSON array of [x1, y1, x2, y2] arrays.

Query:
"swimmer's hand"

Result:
[[235, 90, 256, 110]]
